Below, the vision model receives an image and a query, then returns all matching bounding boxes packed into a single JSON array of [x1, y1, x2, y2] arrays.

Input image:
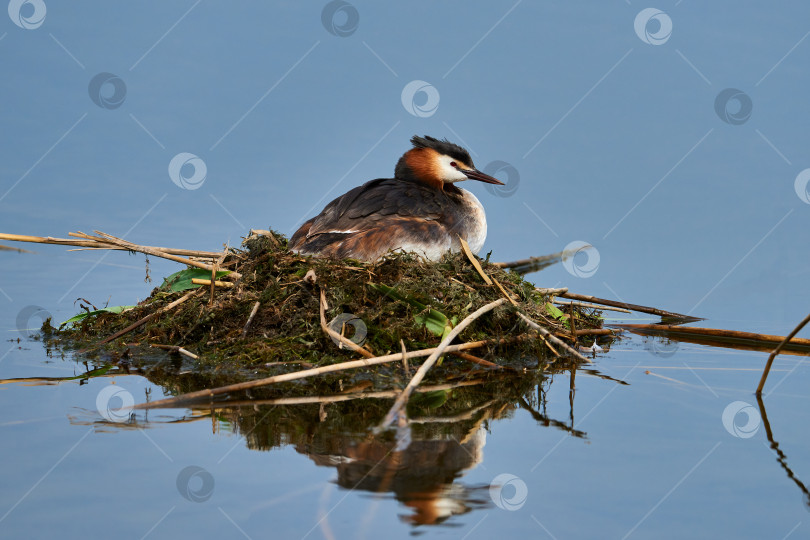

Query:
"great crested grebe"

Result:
[[289, 135, 503, 261]]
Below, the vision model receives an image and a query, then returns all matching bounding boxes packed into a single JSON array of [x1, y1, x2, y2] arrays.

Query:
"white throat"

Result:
[[437, 155, 470, 183]]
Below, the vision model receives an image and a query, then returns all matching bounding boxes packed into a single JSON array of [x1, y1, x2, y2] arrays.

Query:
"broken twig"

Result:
[[320, 289, 374, 358], [241, 301, 261, 339], [151, 344, 199, 360], [517, 312, 591, 364]]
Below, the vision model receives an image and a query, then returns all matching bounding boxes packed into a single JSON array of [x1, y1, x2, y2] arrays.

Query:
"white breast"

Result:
[[458, 188, 488, 254]]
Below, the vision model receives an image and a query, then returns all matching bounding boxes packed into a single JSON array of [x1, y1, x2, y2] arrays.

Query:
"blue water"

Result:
[[2, 2, 810, 538]]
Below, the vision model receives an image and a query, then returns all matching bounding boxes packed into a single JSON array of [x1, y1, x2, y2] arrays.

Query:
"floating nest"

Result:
[[48, 231, 616, 392]]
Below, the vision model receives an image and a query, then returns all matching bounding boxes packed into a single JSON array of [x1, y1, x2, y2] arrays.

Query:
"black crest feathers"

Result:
[[410, 135, 474, 168]]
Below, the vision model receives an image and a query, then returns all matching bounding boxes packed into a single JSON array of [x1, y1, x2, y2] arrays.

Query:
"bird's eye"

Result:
[[450, 161, 458, 168]]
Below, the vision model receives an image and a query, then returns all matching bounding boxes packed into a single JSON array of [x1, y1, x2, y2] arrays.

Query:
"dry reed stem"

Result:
[[568, 302, 578, 344], [248, 229, 280, 247], [491, 275, 518, 306], [79, 230, 242, 279], [379, 298, 507, 429], [560, 292, 697, 320], [757, 312, 810, 395], [191, 279, 234, 288], [553, 299, 632, 314], [492, 252, 564, 270], [536, 287, 569, 295], [0, 232, 223, 258], [134, 336, 518, 410], [449, 350, 503, 369], [400, 339, 409, 376], [319, 288, 374, 358], [517, 312, 591, 364], [241, 301, 261, 339], [151, 344, 199, 360], [79, 289, 201, 352], [458, 237, 493, 285], [573, 328, 621, 336], [540, 335, 560, 357], [209, 250, 228, 305]]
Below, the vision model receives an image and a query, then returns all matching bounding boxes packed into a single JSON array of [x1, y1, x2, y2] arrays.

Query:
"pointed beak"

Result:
[[462, 168, 504, 185]]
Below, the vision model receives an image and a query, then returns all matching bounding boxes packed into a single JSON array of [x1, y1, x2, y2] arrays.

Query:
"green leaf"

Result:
[[162, 268, 231, 292], [545, 302, 566, 320], [370, 283, 454, 338], [61, 305, 136, 326], [414, 310, 450, 337], [368, 283, 427, 311]]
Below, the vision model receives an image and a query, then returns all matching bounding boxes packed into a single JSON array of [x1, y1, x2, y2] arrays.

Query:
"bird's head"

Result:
[[395, 135, 504, 190]]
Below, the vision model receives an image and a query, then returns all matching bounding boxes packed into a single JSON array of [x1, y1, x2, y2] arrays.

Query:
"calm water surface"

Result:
[[2, 2, 810, 538], [1, 263, 808, 539]]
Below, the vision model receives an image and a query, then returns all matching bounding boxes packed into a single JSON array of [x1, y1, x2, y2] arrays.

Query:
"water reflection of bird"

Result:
[[289, 135, 504, 262], [302, 426, 488, 526]]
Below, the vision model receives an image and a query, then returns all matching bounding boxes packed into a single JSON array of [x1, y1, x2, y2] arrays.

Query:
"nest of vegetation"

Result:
[[50, 231, 613, 380]]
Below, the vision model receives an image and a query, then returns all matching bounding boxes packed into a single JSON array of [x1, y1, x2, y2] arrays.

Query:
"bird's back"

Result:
[[290, 177, 478, 261]]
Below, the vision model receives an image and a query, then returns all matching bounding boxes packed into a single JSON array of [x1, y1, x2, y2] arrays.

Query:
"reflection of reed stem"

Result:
[[756, 394, 810, 508]]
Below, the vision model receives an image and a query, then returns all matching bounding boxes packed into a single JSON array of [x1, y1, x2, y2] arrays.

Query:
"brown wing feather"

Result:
[[289, 178, 463, 260]]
